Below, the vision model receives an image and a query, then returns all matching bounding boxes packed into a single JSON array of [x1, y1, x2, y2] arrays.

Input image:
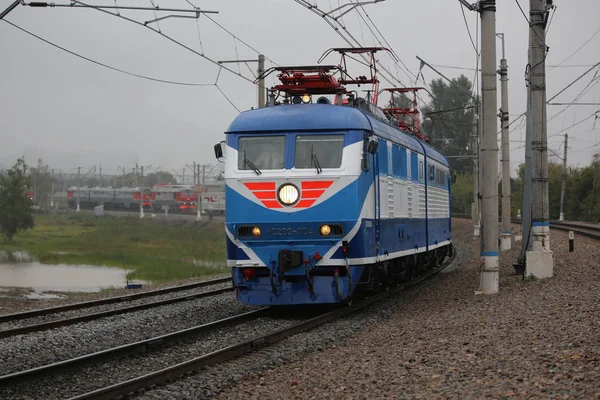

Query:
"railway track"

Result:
[[0, 308, 269, 388], [549, 221, 600, 240], [453, 213, 600, 241], [0, 248, 456, 400], [0, 277, 232, 338]]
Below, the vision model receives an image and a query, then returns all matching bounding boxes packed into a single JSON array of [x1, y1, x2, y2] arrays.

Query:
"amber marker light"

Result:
[[301, 94, 312, 104], [320, 224, 331, 236], [252, 227, 261, 237]]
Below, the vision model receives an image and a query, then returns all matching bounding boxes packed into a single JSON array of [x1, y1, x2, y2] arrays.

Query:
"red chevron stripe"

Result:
[[254, 191, 276, 200], [301, 189, 326, 199], [261, 200, 283, 209], [302, 180, 333, 189], [244, 182, 276, 191], [294, 199, 316, 208]]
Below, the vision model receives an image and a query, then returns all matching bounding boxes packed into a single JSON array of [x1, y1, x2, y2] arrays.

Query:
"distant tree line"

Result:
[[450, 155, 600, 223]]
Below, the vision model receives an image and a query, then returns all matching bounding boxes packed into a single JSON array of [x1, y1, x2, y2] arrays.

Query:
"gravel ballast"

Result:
[[0, 273, 230, 316], [136, 219, 599, 399], [0, 292, 253, 376], [0, 281, 231, 332], [2, 316, 296, 399]]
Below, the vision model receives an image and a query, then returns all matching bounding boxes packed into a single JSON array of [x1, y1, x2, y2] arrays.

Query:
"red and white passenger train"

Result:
[[66, 183, 225, 214]]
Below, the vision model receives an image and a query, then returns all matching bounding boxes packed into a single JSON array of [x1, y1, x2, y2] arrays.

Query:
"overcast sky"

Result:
[[1, 0, 599, 179]]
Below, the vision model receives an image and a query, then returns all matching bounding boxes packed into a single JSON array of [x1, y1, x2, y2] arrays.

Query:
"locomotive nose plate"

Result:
[[278, 250, 303, 272]]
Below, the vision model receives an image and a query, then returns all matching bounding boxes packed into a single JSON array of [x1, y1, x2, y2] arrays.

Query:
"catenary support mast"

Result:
[[559, 134, 568, 221], [526, 0, 553, 278], [472, 116, 480, 237], [76, 166, 81, 212], [139, 166, 145, 219], [497, 33, 511, 250], [478, 0, 499, 294]]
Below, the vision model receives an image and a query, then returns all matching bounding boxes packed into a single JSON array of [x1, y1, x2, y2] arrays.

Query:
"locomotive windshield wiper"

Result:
[[311, 146, 322, 174], [244, 150, 262, 175]]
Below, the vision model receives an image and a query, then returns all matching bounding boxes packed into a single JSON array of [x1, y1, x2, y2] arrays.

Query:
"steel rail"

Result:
[[67, 250, 456, 400], [546, 224, 600, 241], [0, 308, 269, 387], [0, 286, 233, 339], [550, 221, 600, 233], [0, 277, 231, 324], [453, 213, 600, 238]]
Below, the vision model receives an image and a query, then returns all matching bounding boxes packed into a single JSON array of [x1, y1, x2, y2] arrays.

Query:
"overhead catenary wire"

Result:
[[2, 19, 243, 113], [459, 1, 479, 56], [547, 62, 600, 104], [546, 63, 600, 123], [514, 0, 547, 50], [2, 19, 215, 87], [349, 0, 418, 83], [549, 113, 598, 138], [308, 0, 450, 132], [32, 0, 280, 111], [549, 26, 600, 70], [293, 0, 455, 131], [68, 0, 255, 84]]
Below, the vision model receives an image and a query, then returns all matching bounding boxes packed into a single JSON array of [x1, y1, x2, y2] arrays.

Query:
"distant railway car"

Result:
[[150, 184, 197, 213], [215, 48, 452, 306], [67, 186, 151, 210], [200, 192, 226, 216]]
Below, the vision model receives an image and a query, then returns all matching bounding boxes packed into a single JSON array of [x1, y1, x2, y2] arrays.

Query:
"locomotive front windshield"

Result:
[[295, 134, 344, 169], [238, 136, 285, 170]]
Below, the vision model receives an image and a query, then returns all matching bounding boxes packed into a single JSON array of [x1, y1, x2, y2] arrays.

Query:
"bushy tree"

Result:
[[421, 75, 478, 174], [0, 158, 35, 242], [30, 158, 53, 210], [450, 173, 474, 214]]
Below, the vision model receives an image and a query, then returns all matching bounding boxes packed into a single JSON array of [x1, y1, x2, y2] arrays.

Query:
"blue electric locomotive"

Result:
[[214, 49, 452, 306]]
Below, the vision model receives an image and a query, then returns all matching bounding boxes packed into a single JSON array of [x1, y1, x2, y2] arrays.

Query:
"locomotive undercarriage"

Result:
[[357, 244, 453, 293], [233, 244, 453, 305]]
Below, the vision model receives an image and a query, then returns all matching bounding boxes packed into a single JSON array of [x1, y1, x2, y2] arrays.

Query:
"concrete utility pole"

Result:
[[258, 54, 266, 108], [472, 119, 480, 237], [497, 32, 511, 251], [559, 134, 568, 221], [51, 169, 55, 209], [99, 163, 102, 186], [478, 0, 499, 294], [526, 0, 554, 279], [193, 162, 197, 186], [76, 166, 81, 212], [218, 55, 266, 108], [196, 164, 203, 222], [139, 166, 145, 219], [517, 53, 534, 270]]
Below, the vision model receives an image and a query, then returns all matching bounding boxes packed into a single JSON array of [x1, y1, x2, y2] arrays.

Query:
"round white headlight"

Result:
[[278, 183, 299, 206]]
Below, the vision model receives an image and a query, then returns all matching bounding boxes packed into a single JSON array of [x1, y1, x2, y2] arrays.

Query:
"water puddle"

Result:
[[0, 251, 146, 294]]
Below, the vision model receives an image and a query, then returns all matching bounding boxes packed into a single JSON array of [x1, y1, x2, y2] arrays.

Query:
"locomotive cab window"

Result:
[[419, 160, 424, 180], [429, 165, 435, 181], [238, 136, 285, 170], [295, 134, 344, 169]]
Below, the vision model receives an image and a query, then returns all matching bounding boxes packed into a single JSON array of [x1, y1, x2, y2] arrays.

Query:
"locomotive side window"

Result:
[[429, 165, 435, 181], [435, 169, 444, 185], [238, 136, 285, 170], [295, 134, 344, 169], [419, 160, 424, 180]]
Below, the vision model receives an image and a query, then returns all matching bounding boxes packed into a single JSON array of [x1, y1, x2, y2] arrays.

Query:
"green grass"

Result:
[[0, 213, 228, 283]]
